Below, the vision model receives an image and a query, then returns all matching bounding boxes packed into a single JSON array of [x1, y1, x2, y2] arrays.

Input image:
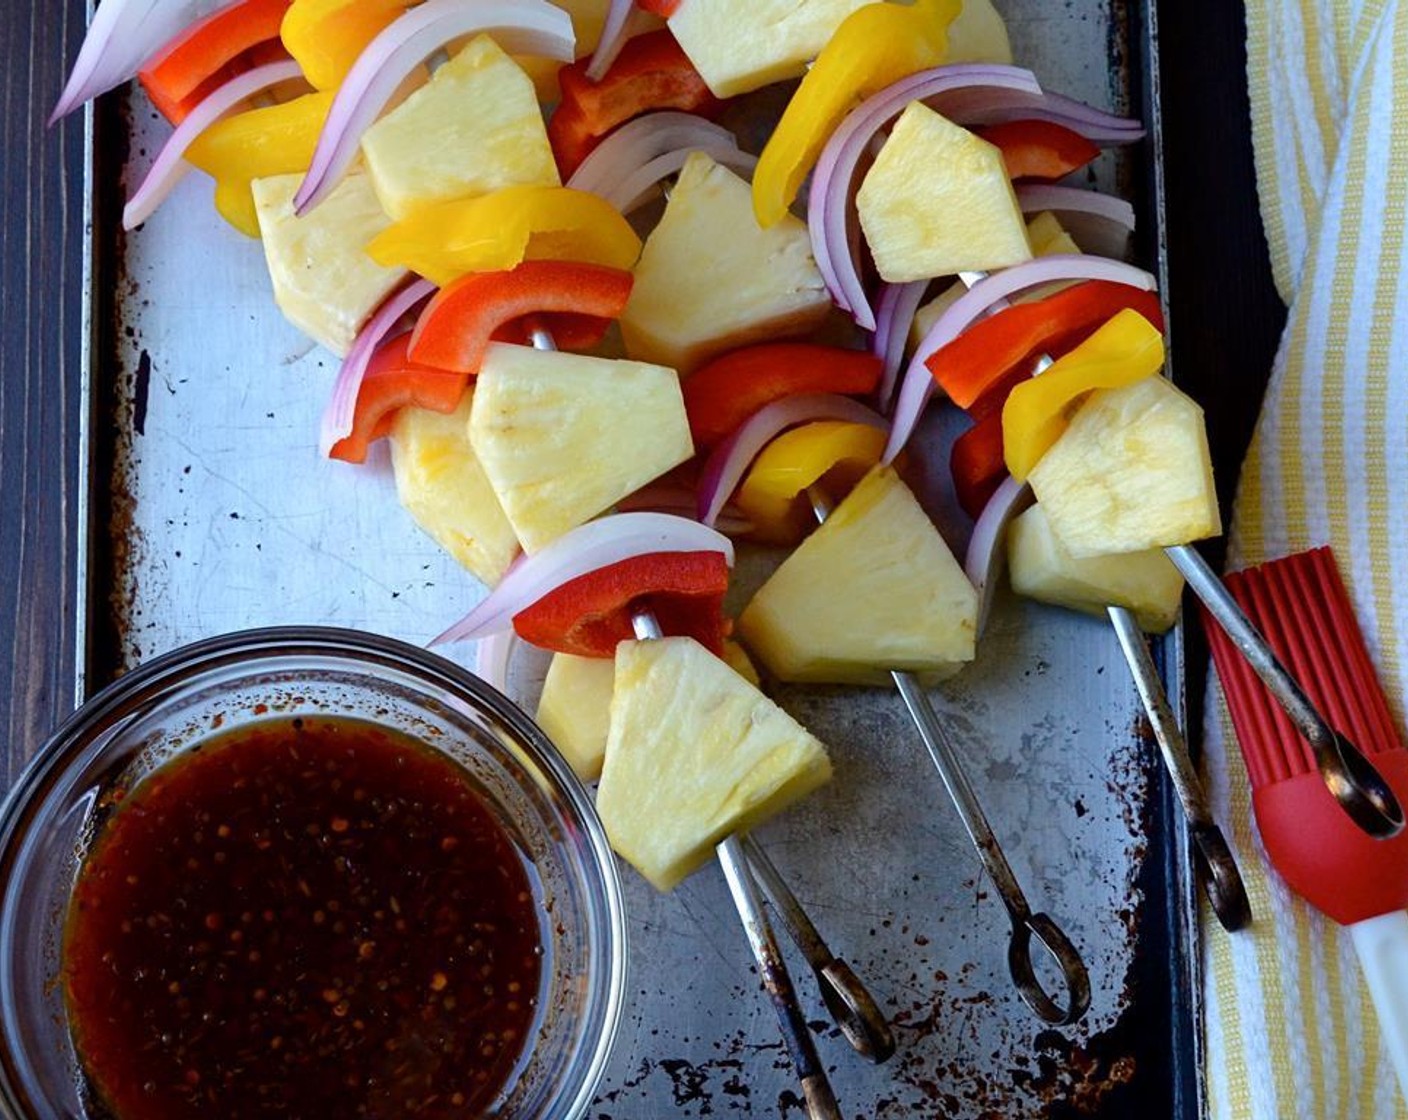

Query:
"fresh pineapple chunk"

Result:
[[620, 152, 831, 374], [596, 637, 832, 891], [389, 396, 519, 587], [251, 172, 407, 357], [910, 211, 1079, 349], [857, 101, 1032, 283], [739, 466, 978, 685], [536, 653, 615, 781], [666, 0, 871, 98], [469, 343, 693, 552], [1028, 375, 1221, 557], [360, 35, 558, 220], [721, 638, 761, 687], [1007, 504, 1184, 633], [943, 0, 1014, 64]]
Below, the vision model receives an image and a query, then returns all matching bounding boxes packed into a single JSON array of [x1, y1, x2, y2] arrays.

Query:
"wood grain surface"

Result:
[[0, 0, 90, 788]]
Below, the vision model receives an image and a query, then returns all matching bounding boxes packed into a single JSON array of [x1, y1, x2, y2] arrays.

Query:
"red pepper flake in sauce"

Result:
[[62, 717, 543, 1119]]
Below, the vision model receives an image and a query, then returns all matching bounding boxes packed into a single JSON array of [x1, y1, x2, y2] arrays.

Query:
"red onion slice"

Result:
[[585, 0, 634, 81], [883, 254, 1156, 463], [610, 146, 757, 213], [52, 0, 229, 123], [963, 475, 1034, 636], [697, 393, 888, 528], [1016, 184, 1136, 230], [566, 112, 737, 194], [318, 277, 436, 456], [432, 513, 735, 645], [295, 0, 575, 214], [872, 280, 928, 411], [808, 65, 1046, 330], [473, 627, 521, 693], [123, 59, 305, 230]]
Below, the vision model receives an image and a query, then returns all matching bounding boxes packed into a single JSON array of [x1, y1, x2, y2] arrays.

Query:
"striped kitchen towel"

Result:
[[1203, 1, 1408, 1117]]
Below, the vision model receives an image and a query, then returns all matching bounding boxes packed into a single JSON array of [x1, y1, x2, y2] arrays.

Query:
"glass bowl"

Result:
[[0, 627, 626, 1118]]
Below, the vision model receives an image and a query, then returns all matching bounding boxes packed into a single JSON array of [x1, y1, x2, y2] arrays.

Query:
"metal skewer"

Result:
[[741, 836, 896, 1062], [806, 485, 1091, 1025]]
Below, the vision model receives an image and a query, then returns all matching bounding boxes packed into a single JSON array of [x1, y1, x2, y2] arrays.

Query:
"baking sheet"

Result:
[[82, 0, 1204, 1114]]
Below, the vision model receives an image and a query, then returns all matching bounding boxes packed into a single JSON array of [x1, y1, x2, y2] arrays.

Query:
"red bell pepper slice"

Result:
[[951, 412, 1006, 520], [976, 120, 1101, 181], [682, 344, 883, 450], [547, 30, 724, 178], [139, 0, 293, 124], [925, 280, 1165, 410], [635, 0, 682, 14], [408, 261, 634, 374], [329, 334, 465, 464], [512, 551, 731, 657]]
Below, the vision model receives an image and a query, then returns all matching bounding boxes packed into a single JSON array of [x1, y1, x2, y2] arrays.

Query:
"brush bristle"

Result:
[[1206, 547, 1405, 788]]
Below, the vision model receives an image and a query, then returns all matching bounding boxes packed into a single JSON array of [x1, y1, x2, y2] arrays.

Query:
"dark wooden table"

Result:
[[0, 4, 1285, 1114]]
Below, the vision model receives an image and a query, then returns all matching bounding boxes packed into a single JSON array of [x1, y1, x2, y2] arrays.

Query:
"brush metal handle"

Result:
[[1107, 605, 1252, 931], [1167, 544, 1404, 839], [1350, 912, 1408, 1103]]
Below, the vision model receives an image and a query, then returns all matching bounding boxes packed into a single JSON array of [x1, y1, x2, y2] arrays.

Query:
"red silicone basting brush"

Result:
[[1207, 546, 1408, 1097]]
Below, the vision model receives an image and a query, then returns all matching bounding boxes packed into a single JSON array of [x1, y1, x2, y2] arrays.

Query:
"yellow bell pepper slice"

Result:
[[752, 0, 960, 228], [280, 0, 413, 90], [365, 186, 642, 286], [185, 91, 333, 237], [736, 421, 888, 544], [1002, 308, 1166, 480]]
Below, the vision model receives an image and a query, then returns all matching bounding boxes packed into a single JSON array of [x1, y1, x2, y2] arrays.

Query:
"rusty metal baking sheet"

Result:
[[86, 1, 1203, 1115]]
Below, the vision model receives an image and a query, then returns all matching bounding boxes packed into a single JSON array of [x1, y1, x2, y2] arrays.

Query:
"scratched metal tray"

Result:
[[78, 0, 1203, 1115]]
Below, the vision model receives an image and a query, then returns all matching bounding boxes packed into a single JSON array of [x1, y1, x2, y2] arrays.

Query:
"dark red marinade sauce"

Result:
[[63, 716, 543, 1119]]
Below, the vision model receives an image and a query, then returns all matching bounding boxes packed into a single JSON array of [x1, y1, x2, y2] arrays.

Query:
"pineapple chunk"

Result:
[[252, 172, 407, 357], [1007, 504, 1184, 633], [667, 0, 872, 98], [857, 101, 1032, 283], [596, 637, 832, 891], [910, 211, 1079, 349], [536, 653, 615, 781], [721, 638, 761, 687], [469, 343, 693, 552], [739, 466, 978, 685], [389, 396, 519, 587], [943, 0, 1014, 64], [360, 35, 558, 220], [1028, 376, 1221, 558], [620, 152, 831, 375]]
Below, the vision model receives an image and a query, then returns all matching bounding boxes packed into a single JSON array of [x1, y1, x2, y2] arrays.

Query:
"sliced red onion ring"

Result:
[[872, 280, 928, 411], [473, 627, 521, 693], [585, 0, 634, 81], [809, 65, 1046, 330], [956, 88, 1147, 143], [51, 0, 229, 123], [617, 484, 756, 536], [609, 145, 757, 213], [1016, 184, 1136, 230], [295, 0, 575, 214], [318, 277, 436, 456], [1017, 183, 1137, 260], [883, 254, 1156, 463], [566, 112, 737, 194], [123, 59, 305, 230], [432, 513, 735, 646], [697, 393, 888, 528], [963, 475, 1034, 636]]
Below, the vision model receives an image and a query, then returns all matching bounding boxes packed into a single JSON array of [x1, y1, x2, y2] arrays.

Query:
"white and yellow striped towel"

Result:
[[1203, 1, 1408, 1117]]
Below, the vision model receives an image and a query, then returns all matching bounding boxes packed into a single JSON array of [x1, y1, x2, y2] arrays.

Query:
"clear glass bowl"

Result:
[[0, 628, 627, 1118]]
